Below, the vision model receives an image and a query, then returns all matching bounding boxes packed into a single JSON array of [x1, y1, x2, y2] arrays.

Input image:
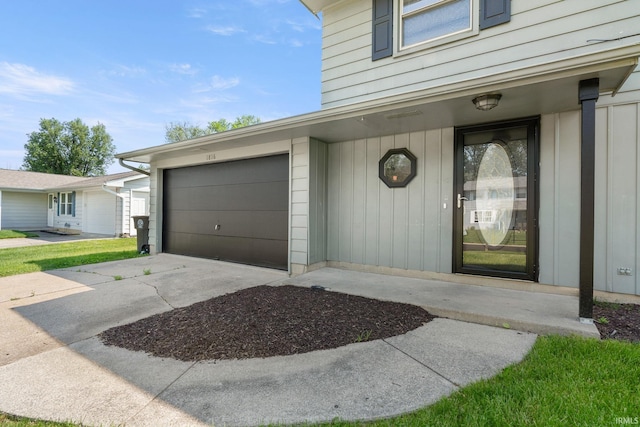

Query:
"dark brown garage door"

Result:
[[163, 154, 289, 269]]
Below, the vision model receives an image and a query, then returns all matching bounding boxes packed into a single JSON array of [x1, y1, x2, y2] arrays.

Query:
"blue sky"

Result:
[[0, 0, 322, 173]]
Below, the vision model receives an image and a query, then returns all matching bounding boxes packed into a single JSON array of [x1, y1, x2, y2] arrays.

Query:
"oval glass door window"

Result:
[[475, 142, 514, 246]]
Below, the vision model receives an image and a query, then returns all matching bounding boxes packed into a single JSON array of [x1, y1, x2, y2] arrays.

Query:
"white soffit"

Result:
[[298, 0, 340, 14]]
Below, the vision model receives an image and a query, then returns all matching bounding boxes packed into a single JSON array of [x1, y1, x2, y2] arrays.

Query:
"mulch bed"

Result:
[[99, 285, 435, 361], [594, 301, 640, 343], [99, 285, 639, 363]]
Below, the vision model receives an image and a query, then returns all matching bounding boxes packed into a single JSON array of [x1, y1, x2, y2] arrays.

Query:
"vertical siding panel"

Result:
[[392, 134, 409, 269], [310, 139, 328, 264], [439, 128, 454, 273], [636, 104, 640, 296], [308, 140, 318, 264], [378, 135, 395, 266], [538, 113, 557, 286], [327, 144, 341, 260], [351, 139, 367, 264], [594, 107, 609, 292], [339, 140, 354, 261], [556, 111, 581, 288], [365, 137, 381, 265], [423, 129, 443, 271], [610, 104, 638, 294], [407, 131, 426, 270]]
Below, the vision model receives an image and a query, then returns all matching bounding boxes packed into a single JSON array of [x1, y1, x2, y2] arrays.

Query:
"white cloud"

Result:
[[247, 0, 290, 5], [206, 25, 246, 36], [253, 34, 278, 44], [289, 38, 304, 47], [0, 62, 74, 98], [108, 64, 146, 78], [210, 75, 240, 90], [285, 18, 321, 32], [187, 7, 207, 18], [170, 63, 198, 75]]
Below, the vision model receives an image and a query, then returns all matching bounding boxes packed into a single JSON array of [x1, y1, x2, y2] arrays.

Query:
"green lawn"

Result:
[[0, 238, 141, 277], [1, 336, 638, 426], [462, 251, 527, 272], [464, 227, 526, 245], [0, 230, 39, 239]]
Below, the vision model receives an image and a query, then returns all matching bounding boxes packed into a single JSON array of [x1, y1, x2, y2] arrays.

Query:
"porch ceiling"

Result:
[[118, 54, 638, 165]]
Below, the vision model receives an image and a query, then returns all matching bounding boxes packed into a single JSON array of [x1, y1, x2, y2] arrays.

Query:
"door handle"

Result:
[[457, 193, 468, 209]]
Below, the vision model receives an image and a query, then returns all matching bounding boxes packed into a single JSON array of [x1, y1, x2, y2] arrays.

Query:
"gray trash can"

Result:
[[132, 215, 149, 253]]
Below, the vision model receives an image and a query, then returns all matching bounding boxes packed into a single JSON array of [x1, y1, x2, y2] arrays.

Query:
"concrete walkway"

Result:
[[0, 254, 597, 426], [0, 232, 111, 249]]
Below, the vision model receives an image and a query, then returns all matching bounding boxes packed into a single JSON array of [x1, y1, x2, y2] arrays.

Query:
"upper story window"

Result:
[[401, 0, 472, 48], [372, 0, 511, 61]]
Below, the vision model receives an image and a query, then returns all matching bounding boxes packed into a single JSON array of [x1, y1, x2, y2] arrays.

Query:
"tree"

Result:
[[23, 118, 116, 176], [165, 115, 262, 143]]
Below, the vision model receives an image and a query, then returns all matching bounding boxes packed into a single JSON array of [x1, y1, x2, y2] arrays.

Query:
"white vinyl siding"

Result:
[[321, 0, 640, 108], [0, 191, 47, 230]]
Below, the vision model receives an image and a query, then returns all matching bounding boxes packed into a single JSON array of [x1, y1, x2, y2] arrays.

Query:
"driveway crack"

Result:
[[382, 338, 461, 389], [135, 278, 175, 309]]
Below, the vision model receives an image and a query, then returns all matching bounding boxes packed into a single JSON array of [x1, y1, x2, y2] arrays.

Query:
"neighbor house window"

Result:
[[59, 192, 73, 215], [401, 0, 472, 48]]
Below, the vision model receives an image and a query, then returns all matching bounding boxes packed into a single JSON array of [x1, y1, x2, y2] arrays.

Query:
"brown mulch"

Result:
[[99, 285, 435, 361], [593, 301, 640, 343]]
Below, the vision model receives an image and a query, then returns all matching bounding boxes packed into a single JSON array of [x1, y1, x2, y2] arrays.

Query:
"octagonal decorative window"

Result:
[[379, 148, 417, 188]]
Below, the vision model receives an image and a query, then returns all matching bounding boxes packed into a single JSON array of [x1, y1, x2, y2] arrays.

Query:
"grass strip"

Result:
[[0, 238, 140, 277], [0, 230, 39, 239]]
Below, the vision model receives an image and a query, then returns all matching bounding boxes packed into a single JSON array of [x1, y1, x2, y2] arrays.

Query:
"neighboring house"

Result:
[[117, 1, 640, 312], [0, 169, 149, 237]]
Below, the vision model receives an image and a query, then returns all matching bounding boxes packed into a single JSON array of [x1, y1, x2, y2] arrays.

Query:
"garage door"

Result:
[[163, 154, 289, 269], [85, 191, 116, 235]]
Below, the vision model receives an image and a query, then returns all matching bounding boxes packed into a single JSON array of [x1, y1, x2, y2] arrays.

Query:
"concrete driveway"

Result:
[[0, 254, 595, 426]]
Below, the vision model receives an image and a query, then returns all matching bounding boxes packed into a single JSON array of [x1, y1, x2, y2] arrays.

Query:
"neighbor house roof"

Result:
[[0, 169, 145, 192], [0, 169, 87, 192], [51, 171, 144, 190]]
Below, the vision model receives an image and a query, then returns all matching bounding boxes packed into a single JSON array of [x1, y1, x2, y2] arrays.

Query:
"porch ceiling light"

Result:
[[472, 93, 502, 111]]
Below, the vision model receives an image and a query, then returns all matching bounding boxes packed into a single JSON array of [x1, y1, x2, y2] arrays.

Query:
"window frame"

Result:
[[397, 0, 479, 54], [59, 192, 73, 216]]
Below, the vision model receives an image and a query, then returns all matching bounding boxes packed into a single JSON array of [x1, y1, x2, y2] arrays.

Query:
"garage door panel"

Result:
[[165, 155, 289, 189], [167, 182, 287, 212], [163, 233, 287, 269], [164, 210, 287, 240], [163, 154, 289, 270]]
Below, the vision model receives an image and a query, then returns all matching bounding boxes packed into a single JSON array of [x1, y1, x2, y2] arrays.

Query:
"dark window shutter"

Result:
[[71, 191, 76, 217], [57, 192, 60, 216], [480, 0, 511, 30], [372, 0, 393, 60]]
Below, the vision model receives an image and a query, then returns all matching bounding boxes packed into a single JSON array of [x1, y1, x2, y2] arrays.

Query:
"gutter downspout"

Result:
[[119, 158, 150, 176]]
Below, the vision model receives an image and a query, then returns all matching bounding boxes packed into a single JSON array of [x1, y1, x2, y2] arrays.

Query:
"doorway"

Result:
[[453, 117, 539, 280]]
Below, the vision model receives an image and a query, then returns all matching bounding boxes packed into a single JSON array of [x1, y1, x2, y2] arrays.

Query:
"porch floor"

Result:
[[285, 268, 600, 338]]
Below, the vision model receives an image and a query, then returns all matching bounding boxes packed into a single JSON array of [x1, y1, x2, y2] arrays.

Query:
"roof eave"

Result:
[[298, 0, 340, 14]]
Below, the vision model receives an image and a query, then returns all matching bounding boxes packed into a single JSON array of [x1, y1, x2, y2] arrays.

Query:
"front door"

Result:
[[47, 193, 54, 227], [454, 117, 539, 280]]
